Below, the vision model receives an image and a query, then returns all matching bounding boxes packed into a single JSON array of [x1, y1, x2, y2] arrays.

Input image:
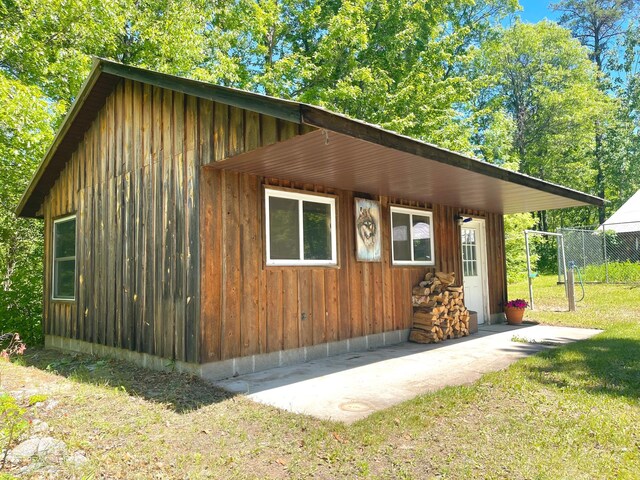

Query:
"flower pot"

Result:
[[504, 306, 525, 325]]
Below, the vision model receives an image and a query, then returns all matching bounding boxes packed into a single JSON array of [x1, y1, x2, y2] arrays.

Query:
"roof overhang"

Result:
[[17, 58, 604, 218], [208, 127, 602, 214]]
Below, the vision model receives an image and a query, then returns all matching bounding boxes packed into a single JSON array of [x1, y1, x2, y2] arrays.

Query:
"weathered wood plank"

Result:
[[278, 119, 298, 142], [282, 270, 299, 350], [260, 115, 277, 146], [312, 270, 326, 345], [221, 171, 241, 360], [76, 192, 85, 341], [115, 173, 123, 348], [172, 92, 186, 361], [298, 270, 313, 347], [213, 102, 228, 162], [228, 106, 244, 157], [132, 80, 143, 352], [162, 88, 175, 359], [84, 187, 93, 342], [265, 269, 283, 352], [239, 173, 260, 356], [245, 110, 260, 152], [124, 172, 134, 349], [200, 168, 221, 362], [338, 190, 351, 340], [106, 177, 116, 347], [185, 94, 199, 363], [142, 162, 154, 354]]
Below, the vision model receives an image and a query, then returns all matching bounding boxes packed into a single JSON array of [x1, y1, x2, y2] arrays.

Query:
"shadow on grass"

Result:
[[21, 348, 235, 413], [523, 328, 640, 400]]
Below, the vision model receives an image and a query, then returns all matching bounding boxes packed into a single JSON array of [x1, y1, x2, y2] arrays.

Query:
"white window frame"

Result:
[[52, 214, 77, 301], [390, 206, 435, 266], [265, 188, 338, 266]]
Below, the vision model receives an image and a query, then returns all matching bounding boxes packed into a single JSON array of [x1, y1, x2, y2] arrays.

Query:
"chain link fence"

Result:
[[557, 221, 640, 284]]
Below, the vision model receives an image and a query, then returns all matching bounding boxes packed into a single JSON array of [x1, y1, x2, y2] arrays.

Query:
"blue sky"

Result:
[[517, 0, 560, 23]]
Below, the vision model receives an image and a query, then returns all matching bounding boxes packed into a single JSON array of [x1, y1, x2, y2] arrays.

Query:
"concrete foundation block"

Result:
[[279, 347, 306, 367], [347, 336, 367, 353], [399, 329, 411, 342], [200, 359, 235, 382], [305, 344, 329, 362], [233, 355, 255, 376], [367, 333, 385, 350], [328, 339, 350, 357], [45, 327, 417, 383], [254, 351, 281, 373]]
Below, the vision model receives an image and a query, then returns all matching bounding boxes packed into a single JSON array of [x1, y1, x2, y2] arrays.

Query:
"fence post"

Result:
[[559, 234, 568, 298], [582, 229, 587, 271], [567, 266, 576, 311], [525, 230, 534, 310], [557, 228, 563, 284], [602, 224, 609, 284]]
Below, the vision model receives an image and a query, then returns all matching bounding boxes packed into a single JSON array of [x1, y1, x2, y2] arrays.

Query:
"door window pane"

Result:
[[303, 201, 331, 260], [462, 228, 478, 277]]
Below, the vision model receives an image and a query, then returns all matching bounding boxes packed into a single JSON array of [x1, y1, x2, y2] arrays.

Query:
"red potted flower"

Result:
[[504, 299, 528, 325]]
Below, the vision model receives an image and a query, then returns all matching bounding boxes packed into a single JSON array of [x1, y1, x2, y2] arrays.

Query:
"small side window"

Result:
[[52, 215, 76, 300]]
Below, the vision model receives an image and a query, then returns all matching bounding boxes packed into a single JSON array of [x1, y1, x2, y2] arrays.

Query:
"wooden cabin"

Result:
[[17, 59, 604, 380]]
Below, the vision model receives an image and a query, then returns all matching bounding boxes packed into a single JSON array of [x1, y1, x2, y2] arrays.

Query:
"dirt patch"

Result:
[[22, 348, 233, 413]]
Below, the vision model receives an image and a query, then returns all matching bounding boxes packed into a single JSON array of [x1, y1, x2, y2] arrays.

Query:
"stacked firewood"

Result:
[[409, 271, 471, 344]]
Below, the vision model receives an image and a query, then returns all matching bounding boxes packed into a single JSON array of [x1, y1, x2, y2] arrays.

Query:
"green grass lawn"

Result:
[[1, 275, 639, 479]]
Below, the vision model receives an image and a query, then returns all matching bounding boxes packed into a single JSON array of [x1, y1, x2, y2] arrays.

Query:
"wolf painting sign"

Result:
[[354, 198, 382, 262]]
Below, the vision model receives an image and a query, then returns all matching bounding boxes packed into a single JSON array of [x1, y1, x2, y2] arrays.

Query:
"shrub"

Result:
[[0, 394, 28, 470]]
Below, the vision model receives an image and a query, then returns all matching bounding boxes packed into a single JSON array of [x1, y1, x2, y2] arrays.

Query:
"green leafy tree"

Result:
[[472, 21, 612, 230], [504, 213, 537, 283], [0, 74, 54, 343], [551, 0, 640, 222], [204, 0, 518, 151], [0, 0, 211, 107]]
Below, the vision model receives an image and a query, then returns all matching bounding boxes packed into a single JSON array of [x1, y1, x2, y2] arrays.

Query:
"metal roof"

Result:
[[600, 189, 640, 233], [17, 58, 605, 217]]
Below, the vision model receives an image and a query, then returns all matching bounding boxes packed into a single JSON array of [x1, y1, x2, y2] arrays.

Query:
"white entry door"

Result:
[[461, 219, 489, 324]]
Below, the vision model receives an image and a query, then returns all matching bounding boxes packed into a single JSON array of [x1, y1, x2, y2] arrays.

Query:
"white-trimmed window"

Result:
[[265, 189, 337, 266], [390, 206, 434, 265], [52, 215, 76, 300]]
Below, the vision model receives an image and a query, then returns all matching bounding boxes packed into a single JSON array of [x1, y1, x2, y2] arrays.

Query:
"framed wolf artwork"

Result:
[[354, 198, 382, 262]]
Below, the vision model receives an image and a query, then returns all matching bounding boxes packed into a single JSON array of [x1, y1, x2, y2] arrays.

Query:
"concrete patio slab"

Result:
[[215, 324, 601, 423]]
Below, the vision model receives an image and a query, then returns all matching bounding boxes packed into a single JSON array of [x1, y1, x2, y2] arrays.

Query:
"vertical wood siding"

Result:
[[42, 79, 506, 364], [43, 80, 209, 362], [43, 81, 306, 362], [199, 168, 507, 363]]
